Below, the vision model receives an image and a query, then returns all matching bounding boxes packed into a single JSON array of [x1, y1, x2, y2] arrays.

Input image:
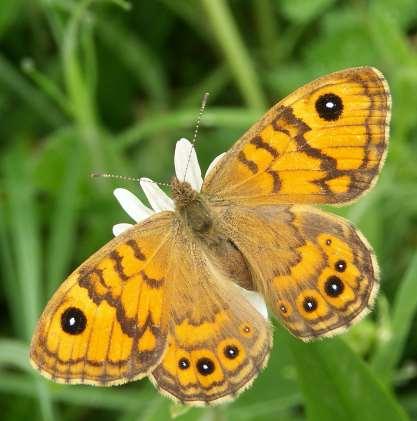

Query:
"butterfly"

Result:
[[30, 67, 391, 406]]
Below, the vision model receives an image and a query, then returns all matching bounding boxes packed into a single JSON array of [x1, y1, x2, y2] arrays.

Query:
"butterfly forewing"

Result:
[[30, 212, 174, 385], [203, 67, 390, 206]]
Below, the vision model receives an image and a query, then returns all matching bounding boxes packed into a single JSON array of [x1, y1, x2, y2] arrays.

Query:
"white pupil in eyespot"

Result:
[[326, 101, 335, 108], [69, 317, 76, 326]]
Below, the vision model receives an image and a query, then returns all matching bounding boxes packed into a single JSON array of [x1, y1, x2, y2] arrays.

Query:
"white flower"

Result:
[[112, 138, 267, 319], [112, 138, 223, 234]]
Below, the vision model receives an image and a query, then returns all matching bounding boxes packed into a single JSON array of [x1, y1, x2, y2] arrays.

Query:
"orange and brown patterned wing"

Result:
[[218, 203, 378, 341], [149, 229, 272, 406], [30, 212, 174, 385], [203, 67, 390, 205]]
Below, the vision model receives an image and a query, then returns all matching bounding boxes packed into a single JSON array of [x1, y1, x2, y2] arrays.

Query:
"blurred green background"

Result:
[[1, 0, 417, 420]]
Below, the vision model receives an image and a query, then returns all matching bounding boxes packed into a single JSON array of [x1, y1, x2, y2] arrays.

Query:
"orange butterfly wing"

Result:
[[30, 212, 174, 385], [203, 67, 390, 205], [213, 203, 378, 340], [149, 223, 272, 406]]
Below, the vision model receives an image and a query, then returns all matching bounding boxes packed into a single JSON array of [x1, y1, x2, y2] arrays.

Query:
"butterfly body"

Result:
[[171, 177, 254, 292], [30, 67, 391, 406]]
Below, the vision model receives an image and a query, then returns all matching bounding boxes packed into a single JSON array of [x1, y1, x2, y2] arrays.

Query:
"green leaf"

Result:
[[116, 108, 262, 150], [46, 140, 84, 294], [201, 0, 267, 109], [285, 330, 408, 421], [223, 327, 301, 419], [2, 148, 56, 421], [3, 146, 42, 340], [372, 253, 417, 383]]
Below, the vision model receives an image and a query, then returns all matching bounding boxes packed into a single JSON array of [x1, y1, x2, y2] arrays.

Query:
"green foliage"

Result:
[[0, 0, 416, 420]]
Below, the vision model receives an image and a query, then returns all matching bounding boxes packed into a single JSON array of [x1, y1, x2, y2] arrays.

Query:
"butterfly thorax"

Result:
[[171, 177, 213, 235], [171, 176, 254, 290]]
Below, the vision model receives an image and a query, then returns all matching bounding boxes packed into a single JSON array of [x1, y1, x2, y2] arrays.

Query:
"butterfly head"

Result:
[[171, 176, 198, 210]]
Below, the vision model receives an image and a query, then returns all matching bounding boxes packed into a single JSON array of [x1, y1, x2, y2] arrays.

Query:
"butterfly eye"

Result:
[[324, 276, 345, 297], [196, 357, 215, 375], [315, 93, 343, 121], [335, 260, 347, 272], [303, 297, 318, 312], [178, 357, 190, 370], [224, 345, 239, 359], [61, 307, 87, 335]]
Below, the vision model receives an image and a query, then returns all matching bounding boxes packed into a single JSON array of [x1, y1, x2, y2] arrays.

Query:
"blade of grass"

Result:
[[226, 395, 302, 420], [21, 58, 72, 115], [0, 339, 31, 372], [3, 147, 55, 421], [81, 14, 99, 106], [284, 329, 408, 421], [253, 0, 280, 68], [46, 140, 84, 295], [201, 0, 267, 109], [0, 338, 153, 412], [62, 0, 104, 170], [372, 252, 417, 384], [3, 148, 42, 340], [0, 203, 24, 338], [116, 107, 262, 149], [0, 54, 64, 127], [0, 372, 155, 412]]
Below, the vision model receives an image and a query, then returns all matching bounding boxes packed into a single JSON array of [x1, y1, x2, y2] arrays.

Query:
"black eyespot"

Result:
[[326, 239, 332, 245], [325, 276, 345, 297], [280, 304, 287, 314], [243, 325, 251, 333], [196, 358, 215, 375], [224, 345, 239, 359], [315, 93, 343, 121], [61, 307, 87, 335], [303, 297, 318, 312], [178, 358, 190, 370], [335, 259, 347, 272]]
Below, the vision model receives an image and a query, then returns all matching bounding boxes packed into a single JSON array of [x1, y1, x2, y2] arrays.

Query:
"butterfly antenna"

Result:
[[183, 92, 209, 182], [91, 173, 170, 187]]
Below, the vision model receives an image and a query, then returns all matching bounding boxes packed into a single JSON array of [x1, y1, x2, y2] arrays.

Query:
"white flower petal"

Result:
[[140, 178, 175, 212], [113, 188, 153, 223], [239, 288, 268, 320], [112, 223, 134, 237], [174, 138, 203, 191], [205, 152, 226, 179]]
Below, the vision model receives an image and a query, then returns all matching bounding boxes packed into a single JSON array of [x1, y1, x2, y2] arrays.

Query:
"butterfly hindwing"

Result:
[[203, 67, 390, 206], [150, 226, 272, 406], [30, 212, 174, 385], [214, 202, 378, 340]]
